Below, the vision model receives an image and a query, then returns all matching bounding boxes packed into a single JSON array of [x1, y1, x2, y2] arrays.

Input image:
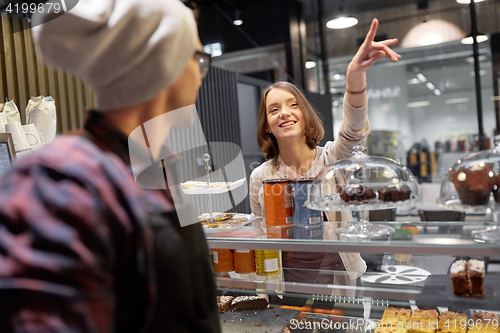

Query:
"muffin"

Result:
[[449, 162, 495, 206]]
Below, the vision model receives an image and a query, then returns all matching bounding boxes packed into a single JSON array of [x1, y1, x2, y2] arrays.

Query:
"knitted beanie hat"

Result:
[[31, 0, 198, 111]]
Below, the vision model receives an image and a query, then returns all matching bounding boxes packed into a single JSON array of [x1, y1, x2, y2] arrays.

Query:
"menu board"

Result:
[[0, 142, 13, 178]]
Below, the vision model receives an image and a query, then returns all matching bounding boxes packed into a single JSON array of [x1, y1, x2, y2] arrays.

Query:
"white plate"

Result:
[[181, 178, 246, 195], [202, 213, 258, 234]]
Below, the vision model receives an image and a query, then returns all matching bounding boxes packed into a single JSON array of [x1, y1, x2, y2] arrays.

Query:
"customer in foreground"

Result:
[[0, 0, 220, 332]]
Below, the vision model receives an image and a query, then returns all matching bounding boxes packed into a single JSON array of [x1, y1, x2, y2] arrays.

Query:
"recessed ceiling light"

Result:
[[326, 17, 358, 29], [434, 89, 441, 96], [407, 101, 431, 108], [426, 82, 435, 90], [305, 61, 316, 69], [416, 73, 427, 82], [466, 55, 487, 63], [446, 97, 470, 104], [408, 78, 420, 85], [233, 19, 243, 26], [456, 0, 485, 4], [461, 34, 488, 45], [331, 74, 346, 80], [470, 70, 487, 76]]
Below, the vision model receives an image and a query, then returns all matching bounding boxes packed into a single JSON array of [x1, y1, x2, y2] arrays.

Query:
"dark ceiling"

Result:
[[184, 0, 436, 54]]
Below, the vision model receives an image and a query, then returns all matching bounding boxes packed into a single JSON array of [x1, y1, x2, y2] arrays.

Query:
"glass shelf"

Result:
[[205, 219, 500, 256]]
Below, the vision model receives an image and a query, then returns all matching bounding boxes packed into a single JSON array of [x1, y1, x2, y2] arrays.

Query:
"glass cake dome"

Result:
[[437, 141, 500, 243], [305, 146, 421, 241], [437, 147, 500, 214]]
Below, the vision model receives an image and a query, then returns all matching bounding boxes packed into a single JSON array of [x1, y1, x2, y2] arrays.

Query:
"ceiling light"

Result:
[[233, 10, 243, 26], [433, 89, 441, 96], [305, 61, 316, 69], [470, 70, 487, 76], [426, 82, 435, 90], [466, 55, 487, 63], [331, 73, 346, 80], [446, 97, 470, 104], [416, 73, 427, 82], [456, 0, 485, 4], [326, 17, 358, 29], [461, 34, 488, 45], [407, 101, 430, 108]]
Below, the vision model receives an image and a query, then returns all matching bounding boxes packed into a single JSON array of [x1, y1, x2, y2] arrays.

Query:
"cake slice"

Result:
[[411, 309, 438, 320], [437, 311, 467, 333], [406, 310, 439, 333], [217, 296, 234, 313], [231, 295, 268, 311], [450, 260, 468, 296], [468, 312, 499, 333], [381, 307, 412, 325], [374, 327, 409, 333], [406, 318, 437, 333], [467, 259, 485, 297]]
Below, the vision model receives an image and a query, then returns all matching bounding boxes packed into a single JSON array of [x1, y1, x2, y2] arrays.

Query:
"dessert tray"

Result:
[[181, 177, 246, 194], [305, 146, 421, 241], [201, 213, 258, 234], [436, 143, 500, 242]]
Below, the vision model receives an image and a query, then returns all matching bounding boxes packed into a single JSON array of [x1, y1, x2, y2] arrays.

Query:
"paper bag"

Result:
[[26, 96, 57, 143], [4, 100, 21, 124]]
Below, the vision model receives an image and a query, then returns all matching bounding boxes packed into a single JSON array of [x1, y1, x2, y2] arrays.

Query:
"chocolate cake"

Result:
[[230, 295, 268, 311], [337, 184, 376, 203], [377, 184, 411, 202], [450, 260, 469, 296], [467, 259, 485, 297], [217, 296, 234, 313], [448, 163, 495, 206]]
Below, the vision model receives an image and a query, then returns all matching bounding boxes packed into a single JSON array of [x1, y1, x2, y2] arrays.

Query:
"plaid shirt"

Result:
[[0, 111, 179, 332]]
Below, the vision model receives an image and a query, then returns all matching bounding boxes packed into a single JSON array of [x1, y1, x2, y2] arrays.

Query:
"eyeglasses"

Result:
[[194, 50, 211, 79]]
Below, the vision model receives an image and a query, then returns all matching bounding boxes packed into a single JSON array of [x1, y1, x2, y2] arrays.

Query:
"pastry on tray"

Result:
[[468, 312, 499, 333], [181, 180, 230, 190], [450, 259, 485, 297], [378, 184, 411, 202], [467, 259, 486, 297], [198, 212, 235, 222], [337, 184, 376, 202], [438, 311, 467, 333], [230, 295, 268, 311], [217, 296, 234, 313], [450, 260, 469, 296]]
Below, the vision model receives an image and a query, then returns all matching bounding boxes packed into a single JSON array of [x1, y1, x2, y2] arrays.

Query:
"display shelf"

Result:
[[206, 220, 500, 256]]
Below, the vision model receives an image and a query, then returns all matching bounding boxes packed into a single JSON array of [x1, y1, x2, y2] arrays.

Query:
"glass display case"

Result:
[[206, 218, 500, 332], [306, 146, 421, 241]]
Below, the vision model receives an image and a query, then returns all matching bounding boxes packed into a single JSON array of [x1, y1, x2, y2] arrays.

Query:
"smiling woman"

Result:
[[248, 18, 401, 289]]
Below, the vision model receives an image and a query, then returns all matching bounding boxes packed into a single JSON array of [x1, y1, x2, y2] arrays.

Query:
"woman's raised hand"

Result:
[[348, 18, 401, 75], [345, 18, 400, 107]]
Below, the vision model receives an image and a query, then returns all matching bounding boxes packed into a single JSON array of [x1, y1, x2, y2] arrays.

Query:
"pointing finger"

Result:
[[363, 18, 379, 45]]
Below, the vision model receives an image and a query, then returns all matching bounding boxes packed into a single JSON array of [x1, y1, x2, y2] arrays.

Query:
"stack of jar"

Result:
[[290, 178, 324, 240], [212, 248, 281, 276], [263, 178, 324, 241], [212, 248, 256, 274]]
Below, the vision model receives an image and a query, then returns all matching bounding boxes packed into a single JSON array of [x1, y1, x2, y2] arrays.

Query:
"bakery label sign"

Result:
[[0, 0, 79, 32]]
